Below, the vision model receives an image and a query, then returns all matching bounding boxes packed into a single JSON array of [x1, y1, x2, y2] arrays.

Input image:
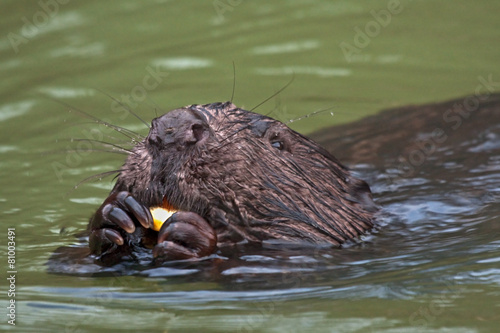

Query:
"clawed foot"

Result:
[[89, 191, 153, 256], [88, 191, 217, 262], [153, 212, 217, 262]]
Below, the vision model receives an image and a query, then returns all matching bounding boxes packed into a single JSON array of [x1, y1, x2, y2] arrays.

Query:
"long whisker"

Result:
[[250, 74, 295, 112], [230, 61, 236, 104], [285, 106, 336, 124], [66, 169, 123, 196], [71, 138, 135, 155], [145, 97, 168, 118], [264, 93, 283, 118], [43, 148, 130, 156], [62, 122, 139, 146], [96, 89, 150, 128], [48, 97, 144, 143]]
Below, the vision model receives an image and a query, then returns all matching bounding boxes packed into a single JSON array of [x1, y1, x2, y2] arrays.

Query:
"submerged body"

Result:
[[48, 93, 500, 276], [88, 102, 377, 261]]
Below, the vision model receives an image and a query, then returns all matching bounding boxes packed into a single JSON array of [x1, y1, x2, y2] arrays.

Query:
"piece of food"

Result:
[[150, 207, 176, 231]]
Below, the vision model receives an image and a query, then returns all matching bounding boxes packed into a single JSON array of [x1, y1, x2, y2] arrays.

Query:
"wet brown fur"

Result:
[[112, 102, 377, 247]]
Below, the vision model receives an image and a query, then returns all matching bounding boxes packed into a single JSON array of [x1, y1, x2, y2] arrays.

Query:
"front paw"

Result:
[[153, 212, 217, 261], [89, 191, 153, 256]]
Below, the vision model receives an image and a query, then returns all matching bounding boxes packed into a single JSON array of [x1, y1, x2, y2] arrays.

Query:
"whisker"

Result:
[[285, 106, 336, 124], [264, 94, 283, 118], [62, 121, 141, 144], [145, 97, 168, 119], [71, 138, 135, 155], [43, 148, 130, 156], [215, 103, 233, 135], [96, 89, 150, 128], [250, 74, 295, 112], [66, 169, 123, 196], [230, 61, 236, 104], [48, 97, 144, 143]]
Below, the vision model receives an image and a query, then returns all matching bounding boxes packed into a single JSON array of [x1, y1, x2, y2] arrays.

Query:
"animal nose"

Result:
[[149, 118, 157, 132], [147, 117, 168, 146], [147, 123, 160, 146]]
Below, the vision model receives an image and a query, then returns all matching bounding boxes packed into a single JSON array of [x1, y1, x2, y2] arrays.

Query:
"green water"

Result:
[[1, 0, 500, 332]]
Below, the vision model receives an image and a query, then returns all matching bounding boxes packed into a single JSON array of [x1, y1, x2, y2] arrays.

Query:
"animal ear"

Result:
[[191, 124, 206, 142], [184, 123, 208, 144]]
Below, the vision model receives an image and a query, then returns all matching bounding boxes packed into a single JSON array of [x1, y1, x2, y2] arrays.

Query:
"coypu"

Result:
[[88, 102, 377, 262]]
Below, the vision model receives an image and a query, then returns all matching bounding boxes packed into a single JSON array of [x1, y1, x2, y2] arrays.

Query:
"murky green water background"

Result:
[[1, 0, 500, 332]]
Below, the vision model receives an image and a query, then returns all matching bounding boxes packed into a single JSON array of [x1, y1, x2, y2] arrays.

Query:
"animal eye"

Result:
[[164, 127, 174, 135], [271, 140, 284, 150]]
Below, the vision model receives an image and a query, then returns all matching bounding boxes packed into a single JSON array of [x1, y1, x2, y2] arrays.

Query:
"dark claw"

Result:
[[103, 228, 124, 245], [153, 241, 198, 261], [89, 228, 124, 255], [108, 206, 136, 233], [154, 212, 217, 261], [122, 193, 153, 229]]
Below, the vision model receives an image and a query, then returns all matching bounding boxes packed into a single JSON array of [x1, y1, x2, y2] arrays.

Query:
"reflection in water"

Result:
[[48, 94, 500, 301], [3, 0, 499, 330]]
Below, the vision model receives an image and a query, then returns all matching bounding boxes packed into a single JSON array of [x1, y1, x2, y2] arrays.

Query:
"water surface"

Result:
[[1, 0, 500, 332]]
